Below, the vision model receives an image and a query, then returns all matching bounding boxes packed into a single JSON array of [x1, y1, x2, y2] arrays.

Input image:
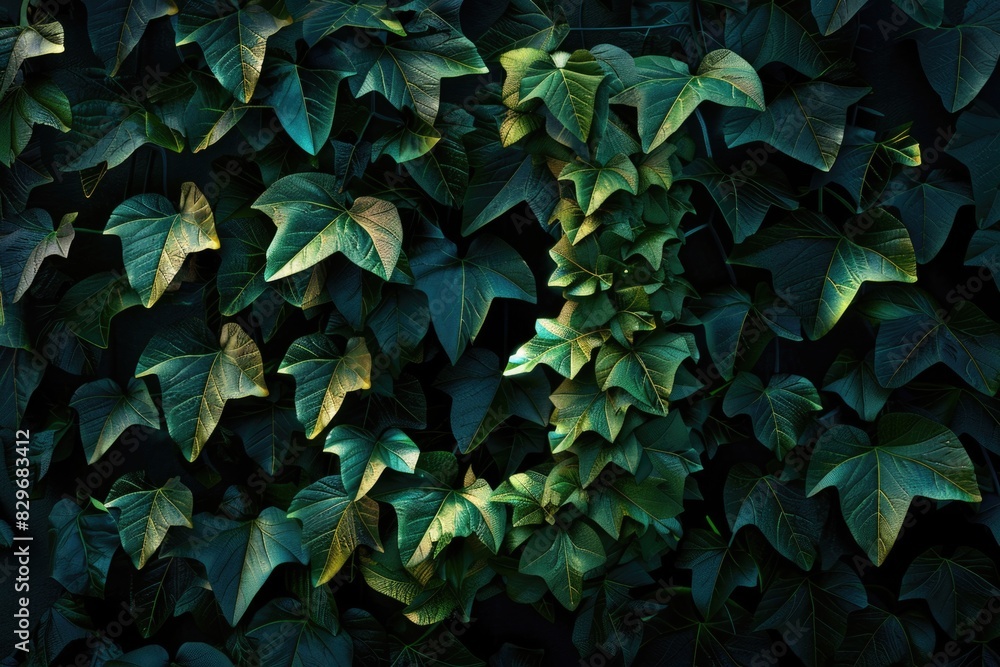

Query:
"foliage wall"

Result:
[[2, 0, 1000, 665]]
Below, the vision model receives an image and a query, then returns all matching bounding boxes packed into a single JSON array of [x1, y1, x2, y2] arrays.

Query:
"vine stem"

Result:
[[695, 109, 713, 159]]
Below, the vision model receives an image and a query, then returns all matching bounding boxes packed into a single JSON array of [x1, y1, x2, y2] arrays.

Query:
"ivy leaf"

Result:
[[436, 348, 550, 454], [349, 29, 487, 126], [163, 508, 307, 625], [184, 71, 247, 153], [105, 472, 193, 569], [136, 319, 269, 461], [807, 413, 981, 565], [723, 82, 869, 171], [411, 235, 535, 364], [288, 475, 383, 586], [547, 234, 614, 297], [49, 498, 119, 597], [175, 0, 290, 103], [611, 49, 764, 153], [730, 209, 917, 340], [476, 0, 568, 61], [0, 23, 65, 99], [519, 519, 606, 610], [504, 48, 606, 143], [63, 99, 180, 170], [253, 172, 403, 282], [104, 182, 219, 308], [505, 302, 610, 379], [216, 216, 271, 316], [324, 425, 420, 499], [70, 378, 160, 464], [56, 271, 141, 348], [559, 154, 638, 216], [822, 350, 891, 421], [946, 103, 1000, 228], [836, 606, 937, 667], [675, 529, 758, 617], [884, 170, 974, 263], [1, 347, 45, 429], [724, 1, 836, 78], [594, 330, 698, 416], [247, 597, 353, 666], [900, 547, 1000, 638], [0, 208, 74, 301], [261, 49, 354, 155], [811, 0, 869, 35], [586, 472, 684, 541], [893, 0, 944, 27], [913, 0, 1000, 112], [462, 139, 557, 235], [174, 643, 235, 667], [680, 158, 798, 243], [549, 369, 629, 453], [278, 334, 371, 439], [377, 461, 505, 569], [287, 0, 406, 45], [491, 470, 548, 527], [754, 564, 867, 666], [827, 126, 922, 212], [725, 464, 826, 570], [0, 78, 72, 166], [230, 397, 302, 478], [81, 0, 178, 75], [130, 558, 196, 638], [859, 286, 1000, 394], [723, 372, 822, 459]]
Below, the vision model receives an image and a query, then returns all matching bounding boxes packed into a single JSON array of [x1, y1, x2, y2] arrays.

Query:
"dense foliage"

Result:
[[3, 0, 1000, 664]]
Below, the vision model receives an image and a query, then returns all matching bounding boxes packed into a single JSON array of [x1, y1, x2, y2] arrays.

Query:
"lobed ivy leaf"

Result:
[[0, 78, 71, 166], [822, 350, 890, 422], [70, 377, 160, 464], [136, 319, 269, 461], [884, 170, 974, 263], [247, 597, 353, 666], [49, 498, 119, 598], [519, 519, 606, 610], [0, 208, 74, 302], [324, 425, 420, 499], [807, 413, 981, 565], [81, 0, 177, 76], [559, 154, 638, 216], [946, 102, 1000, 228], [548, 369, 629, 453], [827, 126, 922, 212], [287, 0, 406, 45], [811, 0, 869, 35], [594, 330, 697, 416], [105, 472, 193, 569], [675, 529, 758, 617], [0, 22, 65, 99], [723, 372, 822, 459], [56, 271, 141, 348]]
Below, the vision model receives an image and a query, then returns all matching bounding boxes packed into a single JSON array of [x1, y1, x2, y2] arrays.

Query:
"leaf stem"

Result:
[[684, 222, 710, 237], [705, 515, 721, 536], [695, 109, 713, 159], [74, 228, 105, 235], [19, 0, 28, 25]]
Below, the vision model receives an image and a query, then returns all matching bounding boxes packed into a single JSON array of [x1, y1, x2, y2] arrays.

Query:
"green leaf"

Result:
[[288, 475, 383, 585], [811, 0, 869, 35], [56, 271, 141, 348], [247, 597, 353, 667], [436, 348, 550, 454], [900, 547, 1000, 638], [547, 233, 614, 297], [164, 507, 307, 625], [476, 0, 568, 61], [559, 154, 638, 216], [0, 208, 74, 302], [175, 0, 290, 103], [0, 78, 71, 166], [231, 397, 302, 477], [723, 372, 822, 459], [836, 606, 936, 667], [174, 643, 235, 667], [729, 209, 917, 340], [594, 330, 697, 416], [491, 470, 548, 527], [754, 564, 867, 666], [725, 464, 826, 570], [105, 472, 193, 569], [549, 369, 629, 453], [827, 126, 922, 212], [822, 350, 890, 421], [63, 100, 179, 170], [261, 49, 354, 155], [946, 103, 1000, 228], [462, 140, 557, 234], [807, 413, 981, 565], [505, 302, 610, 379], [411, 235, 536, 364], [585, 471, 684, 540], [378, 463, 505, 568], [519, 519, 606, 610], [130, 558, 196, 638], [723, 82, 869, 171], [216, 216, 271, 316], [49, 497, 119, 597], [884, 170, 974, 263], [278, 334, 371, 440], [0, 23, 65, 99], [675, 529, 758, 617], [349, 29, 487, 126], [892, 0, 943, 26], [1, 347, 45, 429], [136, 319, 269, 461], [184, 71, 247, 153], [70, 378, 160, 464], [324, 425, 420, 499], [859, 286, 1000, 394], [81, 0, 178, 75], [680, 158, 798, 243], [913, 0, 1000, 112], [724, 1, 836, 78], [287, 0, 406, 45], [253, 172, 403, 282], [611, 49, 764, 153], [104, 182, 219, 308]]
